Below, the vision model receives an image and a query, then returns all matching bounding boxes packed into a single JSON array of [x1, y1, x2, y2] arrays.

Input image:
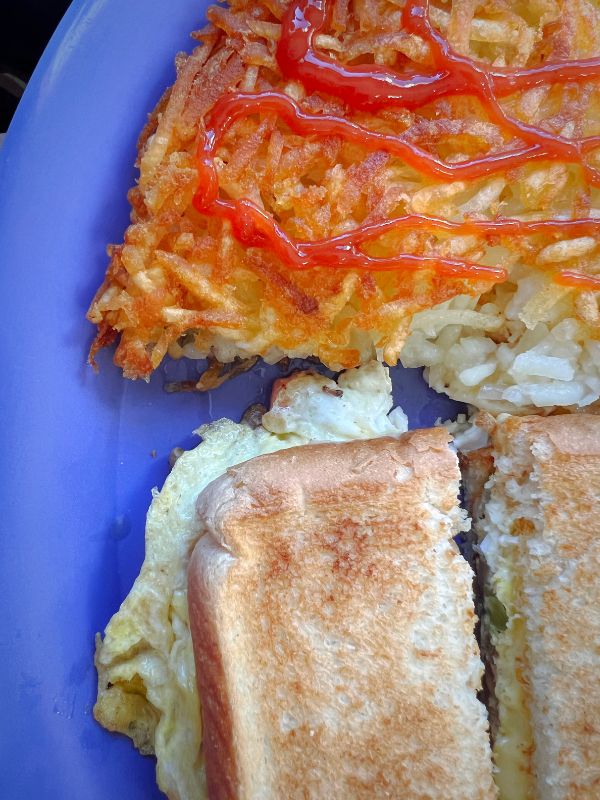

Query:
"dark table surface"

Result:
[[1, 0, 71, 131]]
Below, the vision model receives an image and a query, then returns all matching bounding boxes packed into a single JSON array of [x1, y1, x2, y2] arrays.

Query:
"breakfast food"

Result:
[[91, 0, 600, 792], [93, 362, 408, 799], [95, 358, 600, 797], [464, 414, 600, 799], [88, 0, 600, 412], [401, 291, 600, 414], [188, 432, 495, 799]]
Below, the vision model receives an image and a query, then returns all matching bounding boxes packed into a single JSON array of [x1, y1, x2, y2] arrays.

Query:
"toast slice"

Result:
[[466, 414, 600, 800], [188, 431, 496, 799]]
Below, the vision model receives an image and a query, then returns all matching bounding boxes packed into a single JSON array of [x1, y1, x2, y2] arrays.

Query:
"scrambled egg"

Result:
[[94, 361, 406, 800]]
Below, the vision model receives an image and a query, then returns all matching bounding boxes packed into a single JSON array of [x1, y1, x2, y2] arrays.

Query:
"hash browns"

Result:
[[88, 0, 600, 380]]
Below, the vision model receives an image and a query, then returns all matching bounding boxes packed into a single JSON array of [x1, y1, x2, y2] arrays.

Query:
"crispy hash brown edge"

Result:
[[87, 0, 600, 381]]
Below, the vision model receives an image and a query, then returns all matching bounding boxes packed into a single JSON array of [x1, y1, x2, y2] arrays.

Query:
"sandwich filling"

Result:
[[477, 431, 542, 800]]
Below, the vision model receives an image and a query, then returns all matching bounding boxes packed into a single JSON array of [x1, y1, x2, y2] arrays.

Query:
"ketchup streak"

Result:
[[277, 0, 600, 181], [192, 0, 600, 288], [205, 93, 546, 183]]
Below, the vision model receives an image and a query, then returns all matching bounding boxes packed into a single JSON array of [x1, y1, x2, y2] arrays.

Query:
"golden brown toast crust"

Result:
[[189, 432, 496, 799]]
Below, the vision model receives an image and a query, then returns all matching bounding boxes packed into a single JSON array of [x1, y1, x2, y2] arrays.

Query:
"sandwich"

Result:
[[87, 0, 600, 415], [94, 359, 497, 798], [95, 358, 600, 798], [94, 362, 410, 799], [188, 431, 496, 799], [463, 414, 600, 799]]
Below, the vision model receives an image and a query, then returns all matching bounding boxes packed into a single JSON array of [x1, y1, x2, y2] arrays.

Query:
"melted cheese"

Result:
[[491, 576, 535, 800]]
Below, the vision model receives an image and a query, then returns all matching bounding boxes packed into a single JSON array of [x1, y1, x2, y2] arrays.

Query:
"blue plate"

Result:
[[0, 2, 461, 797]]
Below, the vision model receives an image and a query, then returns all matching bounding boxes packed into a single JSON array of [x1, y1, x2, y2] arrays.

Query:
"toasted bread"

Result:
[[469, 414, 600, 800], [188, 432, 496, 799]]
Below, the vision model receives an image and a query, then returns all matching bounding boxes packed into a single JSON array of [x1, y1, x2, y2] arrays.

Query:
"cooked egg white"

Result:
[[94, 361, 407, 800]]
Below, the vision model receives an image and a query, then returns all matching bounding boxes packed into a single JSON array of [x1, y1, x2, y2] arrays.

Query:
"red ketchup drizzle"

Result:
[[277, 0, 600, 179], [192, 0, 600, 288]]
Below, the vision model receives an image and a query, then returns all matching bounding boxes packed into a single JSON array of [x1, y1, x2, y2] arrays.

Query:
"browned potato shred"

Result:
[[87, 0, 600, 382]]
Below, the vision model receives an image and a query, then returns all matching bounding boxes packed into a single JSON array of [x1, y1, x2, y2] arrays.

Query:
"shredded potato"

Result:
[[87, 0, 600, 405]]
